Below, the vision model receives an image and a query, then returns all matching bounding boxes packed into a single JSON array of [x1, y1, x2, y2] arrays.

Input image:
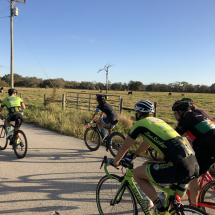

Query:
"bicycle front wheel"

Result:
[[199, 180, 215, 214], [96, 174, 138, 215], [12, 130, 27, 159], [84, 127, 101, 151], [0, 125, 8, 150], [108, 132, 125, 157], [169, 205, 208, 215]]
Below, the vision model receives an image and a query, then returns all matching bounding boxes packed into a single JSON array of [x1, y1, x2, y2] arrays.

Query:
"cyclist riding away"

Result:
[[90, 94, 118, 140], [0, 88, 25, 139], [113, 100, 199, 215], [172, 99, 215, 208]]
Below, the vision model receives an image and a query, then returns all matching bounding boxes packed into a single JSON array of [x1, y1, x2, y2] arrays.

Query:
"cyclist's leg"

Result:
[[133, 163, 175, 214], [109, 117, 118, 135], [97, 117, 109, 139], [5, 115, 12, 134], [189, 148, 215, 206], [13, 113, 23, 143]]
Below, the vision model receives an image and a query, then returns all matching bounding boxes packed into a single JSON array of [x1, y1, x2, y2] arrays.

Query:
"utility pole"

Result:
[[10, 0, 26, 88], [97, 64, 114, 94]]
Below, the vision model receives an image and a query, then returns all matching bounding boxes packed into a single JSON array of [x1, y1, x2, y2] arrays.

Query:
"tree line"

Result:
[[1, 74, 215, 93]]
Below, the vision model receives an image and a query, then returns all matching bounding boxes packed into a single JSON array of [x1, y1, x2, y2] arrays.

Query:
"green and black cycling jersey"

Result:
[[129, 117, 194, 163], [176, 112, 215, 150], [1, 96, 24, 117]]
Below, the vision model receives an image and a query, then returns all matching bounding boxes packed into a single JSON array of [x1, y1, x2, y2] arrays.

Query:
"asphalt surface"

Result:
[[0, 123, 213, 215]]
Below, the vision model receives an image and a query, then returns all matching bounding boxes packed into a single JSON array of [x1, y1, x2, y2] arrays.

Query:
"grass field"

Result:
[[0, 87, 215, 156]]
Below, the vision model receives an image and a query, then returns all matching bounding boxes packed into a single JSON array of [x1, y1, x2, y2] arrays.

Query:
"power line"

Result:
[[13, 20, 55, 88], [0, 15, 9, 18], [0, 6, 10, 15]]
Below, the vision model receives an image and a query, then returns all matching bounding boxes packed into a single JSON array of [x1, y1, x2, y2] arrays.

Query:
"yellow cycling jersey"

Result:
[[129, 117, 194, 162]]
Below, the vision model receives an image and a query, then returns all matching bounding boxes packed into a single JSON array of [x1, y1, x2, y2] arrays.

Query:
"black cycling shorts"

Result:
[[195, 149, 215, 176], [101, 116, 119, 126], [145, 155, 199, 184], [8, 113, 23, 128]]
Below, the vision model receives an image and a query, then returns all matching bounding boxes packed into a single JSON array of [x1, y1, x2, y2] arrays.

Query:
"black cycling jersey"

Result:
[[175, 112, 215, 150], [96, 103, 118, 118]]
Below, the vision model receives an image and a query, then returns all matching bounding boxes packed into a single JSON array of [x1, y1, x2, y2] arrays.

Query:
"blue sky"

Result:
[[0, 0, 215, 86]]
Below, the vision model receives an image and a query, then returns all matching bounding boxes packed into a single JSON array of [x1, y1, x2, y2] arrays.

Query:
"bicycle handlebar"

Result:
[[100, 156, 134, 179]]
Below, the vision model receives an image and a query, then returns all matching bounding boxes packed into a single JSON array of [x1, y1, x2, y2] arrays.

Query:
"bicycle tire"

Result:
[[0, 125, 8, 150], [96, 174, 138, 215], [108, 132, 126, 157], [84, 127, 101, 151], [169, 205, 208, 215], [12, 130, 27, 159], [199, 180, 215, 214]]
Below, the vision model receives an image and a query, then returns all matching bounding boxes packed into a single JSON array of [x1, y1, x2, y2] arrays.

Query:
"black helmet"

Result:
[[172, 100, 192, 111], [181, 98, 194, 108], [97, 94, 106, 102], [134, 100, 155, 114], [8, 88, 18, 96]]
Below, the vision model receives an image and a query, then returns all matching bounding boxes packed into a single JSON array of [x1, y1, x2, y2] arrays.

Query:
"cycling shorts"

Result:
[[100, 116, 119, 127], [7, 113, 23, 128], [145, 155, 199, 184], [195, 149, 215, 176]]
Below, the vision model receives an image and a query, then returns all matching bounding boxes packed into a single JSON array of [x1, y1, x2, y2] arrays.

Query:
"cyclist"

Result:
[[172, 99, 215, 208], [90, 94, 118, 140], [113, 100, 199, 215], [0, 88, 25, 139]]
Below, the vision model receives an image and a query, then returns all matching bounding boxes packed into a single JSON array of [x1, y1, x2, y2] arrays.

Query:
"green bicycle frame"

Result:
[[104, 162, 175, 215]]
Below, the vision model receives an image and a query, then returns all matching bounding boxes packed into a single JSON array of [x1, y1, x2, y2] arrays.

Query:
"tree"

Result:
[[97, 64, 114, 94]]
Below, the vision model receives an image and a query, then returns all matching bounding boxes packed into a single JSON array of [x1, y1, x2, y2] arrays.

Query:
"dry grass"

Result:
[[1, 87, 215, 156]]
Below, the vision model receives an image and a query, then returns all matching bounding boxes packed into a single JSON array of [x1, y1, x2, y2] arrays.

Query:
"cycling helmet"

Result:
[[172, 100, 192, 111], [97, 94, 106, 102], [134, 100, 155, 114], [8, 88, 18, 96], [181, 98, 194, 108]]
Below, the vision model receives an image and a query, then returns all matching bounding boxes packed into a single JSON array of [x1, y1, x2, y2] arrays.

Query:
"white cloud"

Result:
[[71, 35, 79, 39]]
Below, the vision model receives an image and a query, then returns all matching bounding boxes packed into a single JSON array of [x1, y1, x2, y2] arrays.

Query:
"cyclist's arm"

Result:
[[133, 140, 150, 157], [113, 135, 135, 166], [91, 111, 98, 122], [21, 102, 26, 110], [99, 112, 104, 119]]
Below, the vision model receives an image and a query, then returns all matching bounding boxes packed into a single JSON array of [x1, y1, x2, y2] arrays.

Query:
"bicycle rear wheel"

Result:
[[0, 125, 8, 150], [12, 130, 27, 159], [84, 127, 101, 151], [169, 205, 208, 214], [199, 180, 215, 214], [108, 132, 125, 157], [96, 174, 138, 215]]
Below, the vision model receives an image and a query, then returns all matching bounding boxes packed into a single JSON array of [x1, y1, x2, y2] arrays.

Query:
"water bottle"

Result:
[[137, 186, 154, 209]]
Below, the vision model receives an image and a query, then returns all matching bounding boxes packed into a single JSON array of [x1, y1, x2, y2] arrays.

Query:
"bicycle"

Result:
[[148, 147, 215, 214], [84, 120, 125, 157], [96, 156, 208, 215], [0, 116, 28, 159]]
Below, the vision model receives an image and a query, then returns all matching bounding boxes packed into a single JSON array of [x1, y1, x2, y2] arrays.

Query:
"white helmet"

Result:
[[134, 100, 155, 114]]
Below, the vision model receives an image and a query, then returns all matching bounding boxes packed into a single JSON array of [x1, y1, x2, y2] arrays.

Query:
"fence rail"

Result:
[[66, 92, 121, 113]]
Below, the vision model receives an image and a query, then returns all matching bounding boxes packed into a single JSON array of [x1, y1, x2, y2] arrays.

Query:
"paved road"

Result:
[[0, 123, 208, 215]]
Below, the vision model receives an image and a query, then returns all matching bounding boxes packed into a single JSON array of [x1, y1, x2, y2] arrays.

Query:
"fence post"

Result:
[[77, 93, 79, 109], [120, 98, 123, 114], [153, 102, 157, 117], [118, 96, 121, 114], [44, 94, 46, 108], [62, 94, 65, 111], [89, 94, 91, 111]]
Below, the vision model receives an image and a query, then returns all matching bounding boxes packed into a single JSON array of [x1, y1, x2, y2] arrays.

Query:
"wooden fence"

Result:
[[43, 93, 157, 116], [65, 92, 122, 113]]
